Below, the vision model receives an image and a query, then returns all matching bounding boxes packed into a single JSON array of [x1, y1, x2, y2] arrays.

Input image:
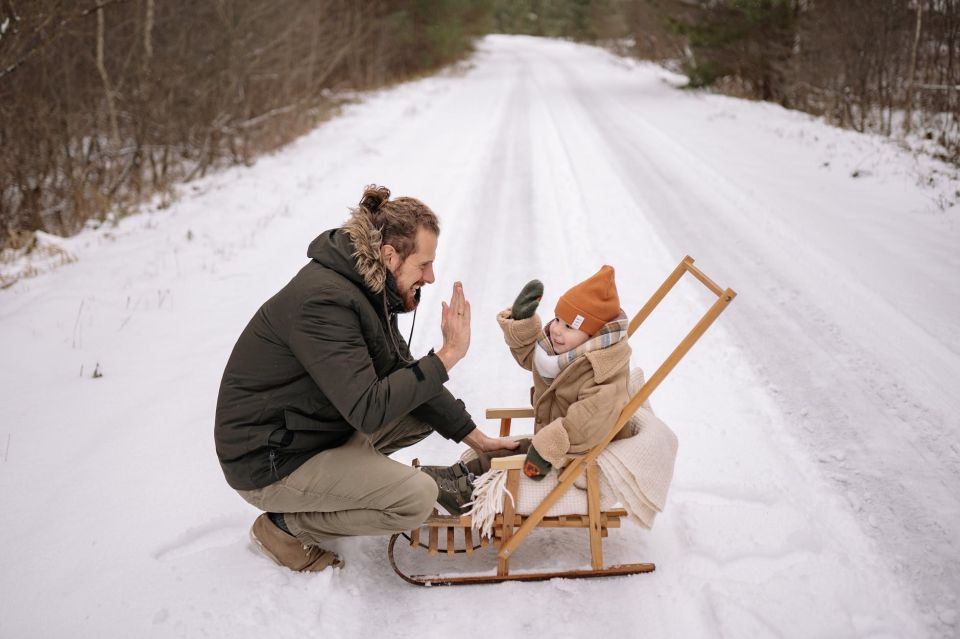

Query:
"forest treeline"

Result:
[[2, 0, 958, 249], [0, 0, 488, 248]]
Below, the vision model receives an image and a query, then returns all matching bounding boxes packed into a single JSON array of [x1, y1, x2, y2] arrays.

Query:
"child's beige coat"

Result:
[[496, 310, 634, 469]]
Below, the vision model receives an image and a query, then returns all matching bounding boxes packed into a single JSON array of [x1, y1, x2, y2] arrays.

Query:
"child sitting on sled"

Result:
[[419, 265, 634, 514], [497, 265, 635, 481]]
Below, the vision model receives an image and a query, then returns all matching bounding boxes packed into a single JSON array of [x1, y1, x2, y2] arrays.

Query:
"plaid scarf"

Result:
[[534, 311, 629, 381]]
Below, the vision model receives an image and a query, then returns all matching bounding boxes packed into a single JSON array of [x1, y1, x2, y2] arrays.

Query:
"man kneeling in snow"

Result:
[[214, 184, 516, 571]]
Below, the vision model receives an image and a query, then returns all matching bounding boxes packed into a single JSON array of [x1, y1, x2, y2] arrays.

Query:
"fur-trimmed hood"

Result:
[[340, 206, 388, 294], [307, 207, 390, 297]]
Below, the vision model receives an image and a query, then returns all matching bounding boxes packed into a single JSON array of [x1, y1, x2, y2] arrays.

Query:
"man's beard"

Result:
[[400, 285, 422, 313]]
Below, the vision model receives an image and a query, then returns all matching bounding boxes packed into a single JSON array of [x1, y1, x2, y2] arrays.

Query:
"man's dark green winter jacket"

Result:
[[214, 211, 475, 490]]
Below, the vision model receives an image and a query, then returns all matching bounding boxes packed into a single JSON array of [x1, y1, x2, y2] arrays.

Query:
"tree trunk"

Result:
[[95, 5, 120, 144], [903, 1, 923, 135]]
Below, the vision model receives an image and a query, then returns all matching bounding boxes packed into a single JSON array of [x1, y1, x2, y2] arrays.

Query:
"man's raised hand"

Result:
[[436, 281, 471, 372]]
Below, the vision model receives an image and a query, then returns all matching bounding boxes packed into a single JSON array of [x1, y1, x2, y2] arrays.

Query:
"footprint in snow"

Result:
[[153, 514, 249, 561]]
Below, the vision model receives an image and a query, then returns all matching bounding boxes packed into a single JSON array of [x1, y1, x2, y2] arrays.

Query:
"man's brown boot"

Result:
[[250, 513, 343, 572]]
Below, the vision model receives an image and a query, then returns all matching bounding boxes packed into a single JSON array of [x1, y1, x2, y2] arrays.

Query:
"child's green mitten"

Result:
[[523, 445, 552, 480], [511, 279, 544, 320]]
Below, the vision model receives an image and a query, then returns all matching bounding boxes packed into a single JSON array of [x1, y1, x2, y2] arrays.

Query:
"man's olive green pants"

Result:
[[237, 415, 438, 546]]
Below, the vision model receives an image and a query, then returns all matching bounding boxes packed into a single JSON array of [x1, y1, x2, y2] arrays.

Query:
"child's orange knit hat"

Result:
[[554, 265, 621, 336]]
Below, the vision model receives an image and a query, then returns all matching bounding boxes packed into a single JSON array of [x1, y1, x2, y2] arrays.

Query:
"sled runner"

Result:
[[388, 256, 736, 585]]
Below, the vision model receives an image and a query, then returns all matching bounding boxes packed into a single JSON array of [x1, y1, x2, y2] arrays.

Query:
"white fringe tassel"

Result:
[[464, 469, 514, 539]]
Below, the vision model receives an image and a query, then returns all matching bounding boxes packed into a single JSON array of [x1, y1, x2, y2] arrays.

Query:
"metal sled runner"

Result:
[[388, 256, 736, 585]]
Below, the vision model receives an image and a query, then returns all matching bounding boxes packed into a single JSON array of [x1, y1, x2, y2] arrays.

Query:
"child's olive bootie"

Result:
[[523, 445, 553, 480]]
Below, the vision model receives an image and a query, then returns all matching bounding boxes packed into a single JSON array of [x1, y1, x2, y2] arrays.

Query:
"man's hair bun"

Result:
[[360, 184, 391, 213]]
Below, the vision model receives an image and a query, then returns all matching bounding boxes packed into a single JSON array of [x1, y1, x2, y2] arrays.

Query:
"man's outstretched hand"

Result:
[[436, 281, 471, 372], [463, 429, 520, 454]]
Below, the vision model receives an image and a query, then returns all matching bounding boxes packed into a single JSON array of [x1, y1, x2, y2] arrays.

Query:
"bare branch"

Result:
[[0, 0, 132, 81]]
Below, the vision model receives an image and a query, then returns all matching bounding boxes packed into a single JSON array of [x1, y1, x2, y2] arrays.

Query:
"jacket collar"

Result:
[[584, 340, 631, 383], [309, 207, 407, 315], [340, 207, 408, 314]]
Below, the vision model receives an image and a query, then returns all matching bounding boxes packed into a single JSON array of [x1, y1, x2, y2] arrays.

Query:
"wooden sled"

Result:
[[389, 256, 736, 585]]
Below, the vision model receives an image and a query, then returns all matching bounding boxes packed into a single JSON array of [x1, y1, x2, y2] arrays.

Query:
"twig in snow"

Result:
[[72, 300, 85, 349]]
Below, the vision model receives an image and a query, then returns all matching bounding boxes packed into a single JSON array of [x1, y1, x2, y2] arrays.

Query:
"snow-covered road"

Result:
[[509, 37, 960, 626], [2, 35, 958, 638]]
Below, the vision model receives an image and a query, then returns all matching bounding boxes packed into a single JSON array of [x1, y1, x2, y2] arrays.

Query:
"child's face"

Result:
[[547, 318, 591, 354]]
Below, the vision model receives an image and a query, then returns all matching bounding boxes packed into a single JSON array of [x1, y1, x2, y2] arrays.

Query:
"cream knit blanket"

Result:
[[597, 405, 678, 529]]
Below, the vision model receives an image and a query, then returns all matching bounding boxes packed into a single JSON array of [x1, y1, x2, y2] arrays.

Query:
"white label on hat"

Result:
[[571, 315, 584, 330]]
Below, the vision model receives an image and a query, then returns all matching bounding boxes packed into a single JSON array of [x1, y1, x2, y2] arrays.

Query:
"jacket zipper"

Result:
[[268, 449, 280, 478]]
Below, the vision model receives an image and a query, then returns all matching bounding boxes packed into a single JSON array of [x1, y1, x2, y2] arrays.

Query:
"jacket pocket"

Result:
[[282, 409, 348, 432]]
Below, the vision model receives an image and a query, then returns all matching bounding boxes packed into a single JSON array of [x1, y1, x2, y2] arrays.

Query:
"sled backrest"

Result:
[[617, 255, 737, 442]]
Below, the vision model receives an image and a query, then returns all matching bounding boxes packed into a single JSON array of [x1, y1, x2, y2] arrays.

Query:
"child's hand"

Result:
[[511, 280, 543, 320], [522, 445, 552, 480]]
